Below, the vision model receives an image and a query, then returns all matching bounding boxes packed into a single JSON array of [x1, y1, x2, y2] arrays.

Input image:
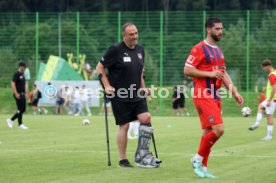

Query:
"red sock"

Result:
[[202, 149, 210, 167], [198, 131, 219, 164], [198, 136, 210, 167], [198, 136, 204, 154]]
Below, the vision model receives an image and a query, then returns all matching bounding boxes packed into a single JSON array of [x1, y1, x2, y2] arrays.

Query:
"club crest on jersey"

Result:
[[208, 116, 214, 123], [20, 76, 24, 79], [138, 53, 143, 60]]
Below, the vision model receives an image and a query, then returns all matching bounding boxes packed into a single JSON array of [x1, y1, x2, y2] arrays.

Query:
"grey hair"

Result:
[[122, 22, 135, 33]]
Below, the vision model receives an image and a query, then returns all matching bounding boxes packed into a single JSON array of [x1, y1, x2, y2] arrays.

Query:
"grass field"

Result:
[[1, 115, 276, 183]]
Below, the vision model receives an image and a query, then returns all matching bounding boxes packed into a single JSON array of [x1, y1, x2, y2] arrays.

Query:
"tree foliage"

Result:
[[0, 0, 275, 12]]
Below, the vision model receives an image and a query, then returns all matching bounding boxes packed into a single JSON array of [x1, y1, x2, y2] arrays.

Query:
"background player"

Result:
[[172, 85, 190, 116], [30, 84, 48, 115], [6, 62, 29, 129], [249, 59, 276, 141]]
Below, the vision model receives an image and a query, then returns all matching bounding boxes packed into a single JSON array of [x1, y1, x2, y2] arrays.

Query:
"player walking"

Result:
[[184, 17, 244, 178]]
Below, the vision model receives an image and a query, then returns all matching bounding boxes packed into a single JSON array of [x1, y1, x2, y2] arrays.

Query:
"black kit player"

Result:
[[96, 23, 161, 168], [7, 62, 29, 129], [172, 85, 190, 116]]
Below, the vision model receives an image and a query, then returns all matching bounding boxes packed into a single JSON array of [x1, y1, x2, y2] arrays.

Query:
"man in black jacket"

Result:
[[7, 61, 29, 129]]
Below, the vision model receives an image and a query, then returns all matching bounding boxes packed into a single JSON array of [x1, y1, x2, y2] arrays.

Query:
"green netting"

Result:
[[0, 11, 276, 111]]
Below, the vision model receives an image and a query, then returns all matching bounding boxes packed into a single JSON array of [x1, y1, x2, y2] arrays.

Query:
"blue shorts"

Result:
[[56, 98, 64, 106]]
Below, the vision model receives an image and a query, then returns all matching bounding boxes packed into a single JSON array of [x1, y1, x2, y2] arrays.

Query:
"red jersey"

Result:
[[185, 41, 226, 99]]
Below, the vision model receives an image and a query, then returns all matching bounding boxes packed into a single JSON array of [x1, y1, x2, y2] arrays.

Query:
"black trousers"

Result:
[[11, 93, 26, 125]]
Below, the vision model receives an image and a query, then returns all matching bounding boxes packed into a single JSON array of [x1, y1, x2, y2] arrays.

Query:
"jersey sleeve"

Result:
[[269, 74, 276, 85], [100, 45, 118, 68], [185, 45, 204, 68]]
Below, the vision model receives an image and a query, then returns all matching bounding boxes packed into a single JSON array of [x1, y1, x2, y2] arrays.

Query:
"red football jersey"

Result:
[[185, 41, 226, 99]]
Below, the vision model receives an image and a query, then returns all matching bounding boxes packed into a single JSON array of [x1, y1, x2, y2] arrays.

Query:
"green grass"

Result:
[[1, 115, 276, 183]]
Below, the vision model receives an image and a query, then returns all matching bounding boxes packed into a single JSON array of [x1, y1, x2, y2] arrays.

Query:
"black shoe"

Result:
[[119, 159, 133, 168]]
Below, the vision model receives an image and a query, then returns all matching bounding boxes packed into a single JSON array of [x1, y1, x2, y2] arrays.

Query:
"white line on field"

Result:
[[2, 148, 276, 158]]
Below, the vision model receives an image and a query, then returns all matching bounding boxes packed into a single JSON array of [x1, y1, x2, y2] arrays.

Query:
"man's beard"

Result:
[[211, 34, 221, 42]]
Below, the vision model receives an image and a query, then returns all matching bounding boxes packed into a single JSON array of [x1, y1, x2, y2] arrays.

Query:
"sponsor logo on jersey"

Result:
[[187, 55, 195, 64]]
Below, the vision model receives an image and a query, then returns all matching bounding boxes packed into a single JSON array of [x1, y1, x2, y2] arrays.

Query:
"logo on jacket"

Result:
[[138, 53, 143, 60]]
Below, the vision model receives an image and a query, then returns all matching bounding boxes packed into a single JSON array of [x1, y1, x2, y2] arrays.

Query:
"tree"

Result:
[[219, 19, 247, 90], [251, 10, 276, 88], [14, 18, 99, 67]]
